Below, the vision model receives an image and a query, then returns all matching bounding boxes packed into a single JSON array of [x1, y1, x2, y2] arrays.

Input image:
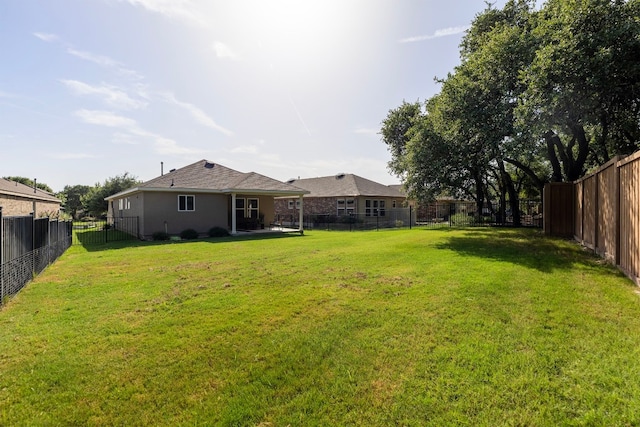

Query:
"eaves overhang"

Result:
[[105, 186, 308, 201]]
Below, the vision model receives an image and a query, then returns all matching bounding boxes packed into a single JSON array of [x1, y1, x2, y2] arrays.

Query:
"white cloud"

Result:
[[74, 109, 138, 128], [66, 48, 144, 80], [154, 137, 203, 155], [61, 80, 147, 110], [399, 25, 470, 43], [74, 109, 202, 155], [67, 48, 119, 67], [212, 41, 240, 60], [230, 145, 259, 154], [117, 0, 206, 27], [161, 92, 234, 136], [33, 32, 58, 42]]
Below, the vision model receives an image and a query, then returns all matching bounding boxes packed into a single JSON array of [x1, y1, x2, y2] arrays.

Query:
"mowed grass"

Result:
[[2, 228, 640, 426]]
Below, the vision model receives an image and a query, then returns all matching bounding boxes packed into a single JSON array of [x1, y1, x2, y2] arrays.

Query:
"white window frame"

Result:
[[346, 198, 355, 214], [118, 198, 131, 210], [365, 199, 386, 217], [236, 197, 245, 217], [247, 198, 259, 219], [178, 195, 195, 212]]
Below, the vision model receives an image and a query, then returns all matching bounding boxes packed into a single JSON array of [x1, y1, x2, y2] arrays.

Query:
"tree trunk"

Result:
[[474, 170, 485, 224], [544, 131, 564, 182], [499, 160, 521, 227], [569, 123, 589, 181], [503, 157, 546, 198]]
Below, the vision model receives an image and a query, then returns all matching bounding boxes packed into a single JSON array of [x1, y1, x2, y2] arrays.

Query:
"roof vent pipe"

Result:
[[161, 161, 164, 176]]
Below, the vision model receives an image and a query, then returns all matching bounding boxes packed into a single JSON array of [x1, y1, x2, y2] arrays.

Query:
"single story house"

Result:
[[274, 173, 407, 220], [0, 178, 62, 217], [105, 159, 308, 239]]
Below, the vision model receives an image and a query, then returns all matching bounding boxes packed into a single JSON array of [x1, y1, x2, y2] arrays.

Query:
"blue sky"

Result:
[[1, 0, 510, 192]]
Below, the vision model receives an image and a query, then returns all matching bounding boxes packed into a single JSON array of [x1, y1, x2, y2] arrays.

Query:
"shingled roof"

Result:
[[283, 174, 405, 198], [0, 178, 61, 203], [107, 159, 308, 199]]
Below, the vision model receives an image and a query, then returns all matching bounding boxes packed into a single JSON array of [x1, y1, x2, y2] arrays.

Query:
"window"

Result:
[[178, 195, 195, 211], [236, 197, 245, 217], [247, 198, 259, 219], [365, 199, 386, 217], [288, 199, 300, 210], [118, 198, 130, 210], [337, 198, 356, 216], [346, 198, 355, 214]]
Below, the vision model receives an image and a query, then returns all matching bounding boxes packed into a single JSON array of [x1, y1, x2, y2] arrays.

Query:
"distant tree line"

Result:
[[59, 173, 141, 219], [381, 0, 640, 225]]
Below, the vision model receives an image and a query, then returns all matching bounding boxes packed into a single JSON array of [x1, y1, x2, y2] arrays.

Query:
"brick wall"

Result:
[[275, 197, 339, 218], [275, 196, 406, 218], [0, 194, 61, 217]]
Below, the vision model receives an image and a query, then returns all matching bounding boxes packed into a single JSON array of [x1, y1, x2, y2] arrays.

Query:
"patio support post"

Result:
[[231, 193, 237, 235], [298, 195, 304, 233]]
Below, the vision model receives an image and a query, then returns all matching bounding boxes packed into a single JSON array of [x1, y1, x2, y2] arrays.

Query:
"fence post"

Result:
[[409, 205, 412, 229], [31, 212, 35, 276], [0, 206, 3, 303]]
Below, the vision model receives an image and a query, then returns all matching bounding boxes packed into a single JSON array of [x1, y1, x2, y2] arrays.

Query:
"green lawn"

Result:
[[2, 228, 640, 426]]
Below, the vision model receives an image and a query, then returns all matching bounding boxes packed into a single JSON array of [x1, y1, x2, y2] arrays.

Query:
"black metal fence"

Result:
[[72, 217, 139, 245], [298, 208, 417, 231], [275, 201, 542, 231], [1, 209, 73, 304], [416, 200, 543, 228]]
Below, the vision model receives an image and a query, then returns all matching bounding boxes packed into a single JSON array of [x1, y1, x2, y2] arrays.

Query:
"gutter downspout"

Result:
[[298, 195, 304, 234], [231, 193, 237, 235]]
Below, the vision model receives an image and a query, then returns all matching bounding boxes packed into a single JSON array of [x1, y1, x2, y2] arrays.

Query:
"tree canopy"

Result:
[[381, 0, 640, 216], [3, 176, 54, 194], [81, 173, 141, 218]]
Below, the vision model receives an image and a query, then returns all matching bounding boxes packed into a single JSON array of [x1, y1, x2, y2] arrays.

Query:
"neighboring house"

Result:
[[274, 173, 407, 220], [105, 159, 308, 239], [0, 178, 62, 217]]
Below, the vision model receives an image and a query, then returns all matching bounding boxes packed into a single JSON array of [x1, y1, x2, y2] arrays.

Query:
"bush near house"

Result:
[[179, 228, 199, 240], [152, 231, 170, 241], [208, 226, 229, 237]]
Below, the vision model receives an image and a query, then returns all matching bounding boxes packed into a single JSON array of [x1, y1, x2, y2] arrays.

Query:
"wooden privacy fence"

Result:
[[545, 152, 640, 284], [0, 208, 72, 304]]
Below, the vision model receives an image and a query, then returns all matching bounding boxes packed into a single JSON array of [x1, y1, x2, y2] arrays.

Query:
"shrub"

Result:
[[450, 212, 477, 226], [180, 228, 199, 240], [208, 227, 230, 237], [152, 231, 170, 241]]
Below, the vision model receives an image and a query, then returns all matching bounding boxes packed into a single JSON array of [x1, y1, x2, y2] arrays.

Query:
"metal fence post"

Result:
[[0, 206, 3, 303], [31, 212, 35, 276]]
